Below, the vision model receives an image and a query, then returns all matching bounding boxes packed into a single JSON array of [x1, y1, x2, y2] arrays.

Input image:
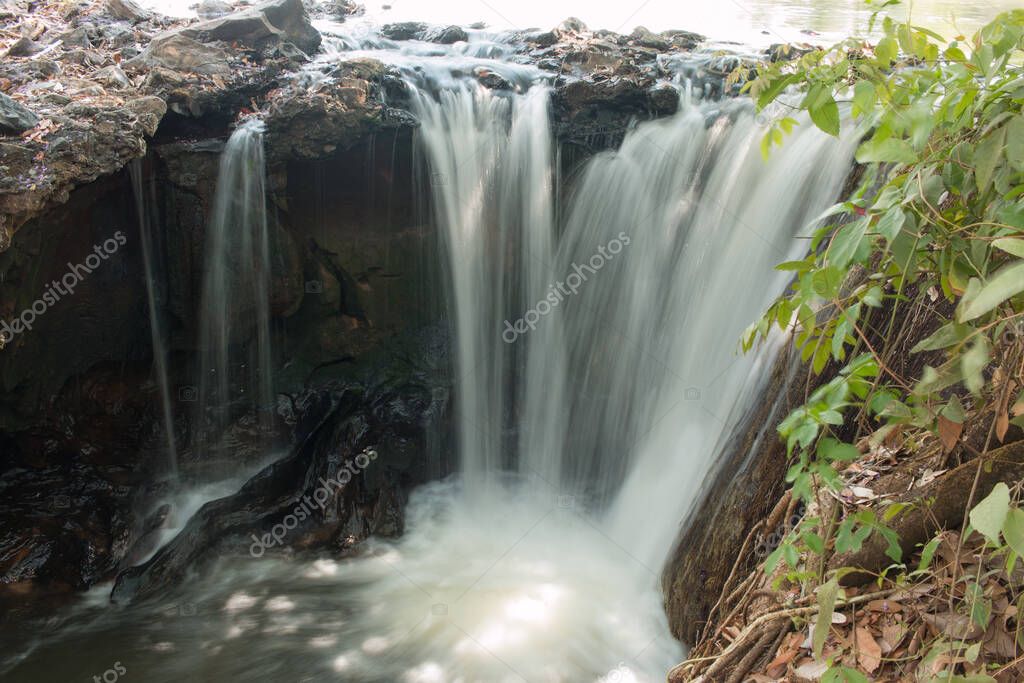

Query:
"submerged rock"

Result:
[[381, 21, 427, 41]]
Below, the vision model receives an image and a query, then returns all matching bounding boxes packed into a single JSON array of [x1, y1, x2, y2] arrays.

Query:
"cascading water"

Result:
[[2, 35, 861, 683], [129, 159, 179, 478], [195, 119, 275, 461]]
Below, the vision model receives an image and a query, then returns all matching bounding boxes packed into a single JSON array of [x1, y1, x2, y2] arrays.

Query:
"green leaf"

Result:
[[875, 206, 906, 243], [856, 136, 917, 164], [916, 535, 942, 573], [810, 93, 841, 136], [1003, 508, 1024, 558], [757, 74, 800, 108], [969, 482, 1010, 544], [975, 126, 1007, 193], [829, 219, 869, 268], [958, 261, 1024, 322], [813, 578, 840, 660], [820, 438, 861, 462], [911, 322, 973, 353], [993, 238, 1024, 258], [875, 36, 897, 63], [1007, 115, 1024, 172], [961, 336, 991, 395], [852, 80, 876, 118], [824, 666, 870, 683]]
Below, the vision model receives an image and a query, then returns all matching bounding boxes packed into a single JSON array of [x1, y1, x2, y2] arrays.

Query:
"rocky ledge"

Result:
[[0, 0, 789, 251]]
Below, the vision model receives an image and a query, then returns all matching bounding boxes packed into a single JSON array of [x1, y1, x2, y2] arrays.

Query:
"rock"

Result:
[[629, 26, 668, 51], [0, 92, 39, 135], [663, 29, 704, 50], [381, 21, 427, 41], [94, 65, 131, 88], [525, 30, 558, 48], [182, 0, 322, 54], [421, 25, 467, 44], [193, 0, 232, 19], [105, 0, 152, 22], [767, 42, 816, 62], [126, 32, 233, 76], [556, 17, 587, 35], [60, 26, 95, 48], [5, 37, 44, 58], [323, 0, 362, 20], [475, 67, 511, 90]]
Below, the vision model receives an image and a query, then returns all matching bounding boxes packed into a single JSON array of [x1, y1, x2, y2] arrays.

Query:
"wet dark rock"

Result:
[[105, 0, 152, 22], [322, 0, 363, 21], [381, 21, 427, 41], [475, 67, 512, 90], [111, 376, 451, 604], [421, 25, 468, 44], [525, 30, 558, 48], [663, 29, 704, 50], [767, 42, 817, 62], [629, 26, 669, 51], [0, 93, 39, 135], [181, 0, 321, 54]]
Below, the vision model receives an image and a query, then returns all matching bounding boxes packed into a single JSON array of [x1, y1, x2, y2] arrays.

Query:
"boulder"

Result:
[[126, 32, 233, 76], [0, 93, 39, 135], [94, 65, 131, 89], [105, 0, 152, 22], [4, 37, 44, 58], [629, 26, 669, 51], [381, 21, 427, 41], [193, 0, 232, 19], [421, 25, 467, 44], [182, 0, 321, 54]]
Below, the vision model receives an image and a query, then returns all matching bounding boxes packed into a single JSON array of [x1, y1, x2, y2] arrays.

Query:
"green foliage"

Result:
[[741, 8, 1024, 677], [742, 3, 1024, 577]]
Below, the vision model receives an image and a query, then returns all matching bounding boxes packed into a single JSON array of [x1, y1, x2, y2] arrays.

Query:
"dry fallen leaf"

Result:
[[937, 414, 963, 452], [854, 626, 882, 673]]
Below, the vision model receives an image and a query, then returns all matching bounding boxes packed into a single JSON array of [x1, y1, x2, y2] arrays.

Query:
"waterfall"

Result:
[[417, 89, 858, 570], [129, 159, 178, 478], [195, 119, 274, 459]]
